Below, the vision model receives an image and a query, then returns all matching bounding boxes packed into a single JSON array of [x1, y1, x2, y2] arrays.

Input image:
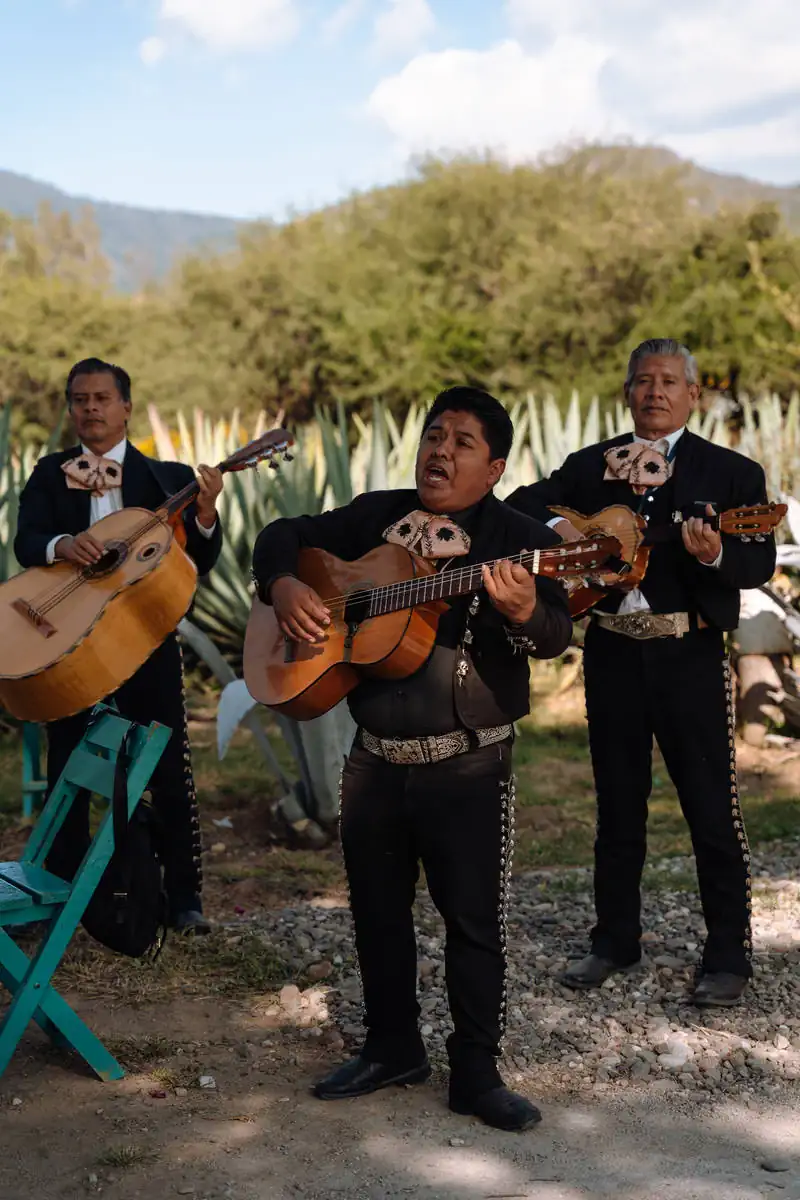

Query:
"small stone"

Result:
[[210, 842, 226, 853], [279, 985, 302, 1012], [774, 1034, 790, 1050], [630, 1060, 651, 1080], [654, 955, 686, 970], [449, 1137, 466, 1147], [177, 1188, 196, 1196], [651, 1078, 679, 1093], [87, 1174, 98, 1186], [198, 1075, 216, 1089], [149, 1089, 168, 1099], [421, 1024, 434, 1037], [760, 1157, 791, 1173], [175, 1088, 188, 1097], [11, 1098, 22, 1107], [307, 961, 332, 982]]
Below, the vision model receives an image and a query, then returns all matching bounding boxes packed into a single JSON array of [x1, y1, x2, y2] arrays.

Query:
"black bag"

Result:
[[81, 730, 168, 958]]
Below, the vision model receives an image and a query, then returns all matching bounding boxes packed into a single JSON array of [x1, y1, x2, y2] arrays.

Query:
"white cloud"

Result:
[[323, 0, 366, 41], [154, 0, 300, 54], [367, 39, 626, 161], [372, 0, 436, 59], [139, 36, 166, 66], [367, 0, 800, 181]]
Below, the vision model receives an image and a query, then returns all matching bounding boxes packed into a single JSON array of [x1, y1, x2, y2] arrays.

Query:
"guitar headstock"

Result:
[[719, 502, 787, 541], [221, 429, 295, 474], [544, 534, 623, 576]]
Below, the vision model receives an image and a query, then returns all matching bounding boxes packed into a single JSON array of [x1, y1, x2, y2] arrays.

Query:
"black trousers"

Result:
[[45, 635, 203, 917], [583, 622, 752, 977], [339, 739, 514, 1095]]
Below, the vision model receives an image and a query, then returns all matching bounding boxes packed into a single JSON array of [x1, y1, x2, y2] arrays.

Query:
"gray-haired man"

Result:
[[507, 340, 776, 1007]]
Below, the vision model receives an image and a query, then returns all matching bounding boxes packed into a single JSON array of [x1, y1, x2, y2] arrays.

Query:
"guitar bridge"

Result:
[[11, 598, 56, 638]]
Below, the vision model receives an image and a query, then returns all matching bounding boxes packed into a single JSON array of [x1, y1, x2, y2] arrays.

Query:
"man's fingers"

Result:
[[482, 564, 498, 598]]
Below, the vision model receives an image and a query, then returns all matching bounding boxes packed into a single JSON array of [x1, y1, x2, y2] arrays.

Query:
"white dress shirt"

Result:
[[46, 439, 216, 563], [548, 426, 722, 614]]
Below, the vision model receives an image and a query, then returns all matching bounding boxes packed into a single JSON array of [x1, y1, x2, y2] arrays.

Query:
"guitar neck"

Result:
[[157, 462, 230, 523], [366, 548, 557, 618]]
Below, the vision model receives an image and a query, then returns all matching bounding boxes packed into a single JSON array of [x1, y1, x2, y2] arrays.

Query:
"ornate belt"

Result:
[[360, 725, 512, 766], [594, 611, 692, 640]]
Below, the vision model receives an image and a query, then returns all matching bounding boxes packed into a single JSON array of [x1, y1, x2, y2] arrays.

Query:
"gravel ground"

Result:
[[253, 838, 800, 1108]]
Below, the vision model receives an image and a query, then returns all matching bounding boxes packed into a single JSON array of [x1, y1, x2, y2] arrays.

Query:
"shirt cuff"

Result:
[[699, 547, 724, 569], [195, 517, 217, 539], [546, 517, 564, 529], [46, 535, 67, 564]]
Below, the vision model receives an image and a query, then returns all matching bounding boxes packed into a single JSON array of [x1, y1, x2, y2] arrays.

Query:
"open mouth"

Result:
[[423, 462, 450, 484]]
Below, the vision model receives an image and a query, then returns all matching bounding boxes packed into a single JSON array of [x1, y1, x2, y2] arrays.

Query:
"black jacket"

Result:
[[505, 430, 776, 631], [252, 489, 573, 728], [14, 442, 223, 578]]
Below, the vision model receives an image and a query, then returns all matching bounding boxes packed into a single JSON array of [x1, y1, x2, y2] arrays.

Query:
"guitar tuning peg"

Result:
[[268, 459, 280, 470], [283, 451, 294, 462]]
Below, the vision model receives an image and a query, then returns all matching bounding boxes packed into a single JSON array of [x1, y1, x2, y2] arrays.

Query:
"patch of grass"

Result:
[[96, 1144, 156, 1170], [55, 929, 290, 1005], [103, 1035, 180, 1068]]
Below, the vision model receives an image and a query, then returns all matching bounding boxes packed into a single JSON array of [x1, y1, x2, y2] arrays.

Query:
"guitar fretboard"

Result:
[[362, 546, 609, 617]]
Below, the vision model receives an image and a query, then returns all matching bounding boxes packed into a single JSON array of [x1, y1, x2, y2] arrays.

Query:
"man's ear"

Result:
[[488, 458, 506, 489]]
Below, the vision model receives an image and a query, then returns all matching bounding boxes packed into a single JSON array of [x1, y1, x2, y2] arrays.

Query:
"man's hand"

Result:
[[553, 518, 583, 543], [54, 531, 105, 566], [271, 575, 331, 643], [682, 503, 722, 565], [482, 557, 537, 625], [196, 464, 224, 528]]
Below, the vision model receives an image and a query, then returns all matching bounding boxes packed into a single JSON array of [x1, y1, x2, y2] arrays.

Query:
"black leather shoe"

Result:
[[691, 971, 748, 1008], [560, 953, 638, 990], [172, 909, 212, 935], [450, 1085, 542, 1132], [313, 1055, 431, 1100]]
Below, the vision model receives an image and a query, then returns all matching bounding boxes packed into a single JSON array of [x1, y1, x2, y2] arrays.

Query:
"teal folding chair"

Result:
[[21, 722, 47, 820], [0, 704, 170, 1081]]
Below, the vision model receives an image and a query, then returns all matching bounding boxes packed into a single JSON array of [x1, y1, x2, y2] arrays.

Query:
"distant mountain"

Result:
[[1, 149, 798, 294], [0, 169, 241, 291], [567, 144, 800, 232]]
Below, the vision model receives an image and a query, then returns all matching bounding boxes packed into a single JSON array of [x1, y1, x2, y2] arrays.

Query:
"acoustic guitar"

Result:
[[0, 429, 294, 723], [243, 534, 622, 721], [549, 501, 787, 618]]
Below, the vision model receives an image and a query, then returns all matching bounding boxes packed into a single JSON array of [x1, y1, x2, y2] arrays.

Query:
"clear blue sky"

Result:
[[1, 0, 798, 218]]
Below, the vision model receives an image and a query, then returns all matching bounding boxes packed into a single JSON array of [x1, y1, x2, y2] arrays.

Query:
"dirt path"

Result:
[[1, 994, 799, 1200]]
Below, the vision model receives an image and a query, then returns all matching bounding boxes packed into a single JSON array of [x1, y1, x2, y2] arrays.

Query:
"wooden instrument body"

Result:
[[0, 508, 197, 722], [243, 544, 445, 721], [550, 504, 649, 617]]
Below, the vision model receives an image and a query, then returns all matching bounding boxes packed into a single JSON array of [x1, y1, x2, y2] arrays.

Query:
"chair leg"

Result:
[[0, 929, 124, 1081]]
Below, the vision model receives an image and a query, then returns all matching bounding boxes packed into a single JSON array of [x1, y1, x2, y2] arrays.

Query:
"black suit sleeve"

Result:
[[14, 459, 59, 567], [511, 575, 573, 658], [182, 500, 223, 578], [482, 512, 574, 659], [252, 493, 375, 599], [505, 452, 586, 525], [695, 459, 776, 592]]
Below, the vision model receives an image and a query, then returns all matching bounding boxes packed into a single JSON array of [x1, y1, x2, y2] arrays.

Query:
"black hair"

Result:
[[65, 358, 131, 405], [422, 386, 513, 460]]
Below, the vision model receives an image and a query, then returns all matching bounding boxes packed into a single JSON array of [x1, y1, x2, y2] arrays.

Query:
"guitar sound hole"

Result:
[[343, 592, 371, 627], [137, 542, 160, 563], [84, 540, 129, 578]]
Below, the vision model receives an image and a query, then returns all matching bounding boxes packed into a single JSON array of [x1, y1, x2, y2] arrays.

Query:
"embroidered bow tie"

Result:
[[62, 452, 123, 498], [383, 510, 471, 559], [603, 441, 673, 495]]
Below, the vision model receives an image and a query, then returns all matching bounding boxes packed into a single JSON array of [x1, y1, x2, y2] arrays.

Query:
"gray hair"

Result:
[[624, 339, 699, 391]]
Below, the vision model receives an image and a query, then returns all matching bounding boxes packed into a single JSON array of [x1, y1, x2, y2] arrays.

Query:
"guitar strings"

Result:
[[314, 544, 609, 617]]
